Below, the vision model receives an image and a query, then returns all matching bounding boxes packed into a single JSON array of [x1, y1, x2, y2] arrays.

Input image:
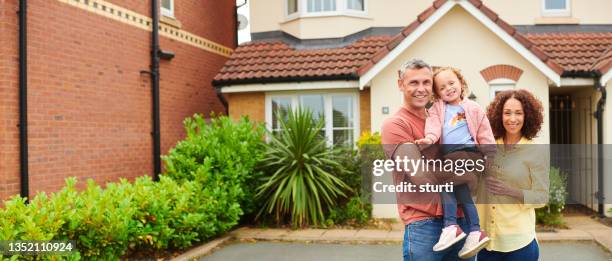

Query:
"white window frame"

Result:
[[285, 0, 367, 20], [265, 90, 360, 147], [285, 0, 299, 19], [488, 78, 516, 101], [542, 0, 570, 17], [161, 0, 174, 18]]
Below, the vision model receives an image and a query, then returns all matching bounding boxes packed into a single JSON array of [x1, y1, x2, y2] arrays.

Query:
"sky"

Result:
[[236, 0, 251, 44]]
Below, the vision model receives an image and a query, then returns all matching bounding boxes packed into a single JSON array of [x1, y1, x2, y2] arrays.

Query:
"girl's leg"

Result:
[[441, 190, 458, 227], [454, 184, 480, 232]]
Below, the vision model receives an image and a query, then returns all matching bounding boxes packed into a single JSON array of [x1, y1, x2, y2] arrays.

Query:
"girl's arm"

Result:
[[424, 100, 443, 143]]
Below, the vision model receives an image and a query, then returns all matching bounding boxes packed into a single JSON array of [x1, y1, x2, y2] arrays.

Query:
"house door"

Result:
[[549, 94, 597, 211]]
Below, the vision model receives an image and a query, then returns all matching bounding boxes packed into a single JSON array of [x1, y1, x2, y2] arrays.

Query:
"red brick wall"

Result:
[[480, 64, 524, 82], [0, 0, 235, 199], [0, 0, 21, 200]]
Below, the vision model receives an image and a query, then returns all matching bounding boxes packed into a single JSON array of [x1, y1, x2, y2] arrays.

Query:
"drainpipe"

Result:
[[18, 0, 29, 200], [594, 74, 606, 217], [150, 0, 161, 181], [214, 0, 247, 115]]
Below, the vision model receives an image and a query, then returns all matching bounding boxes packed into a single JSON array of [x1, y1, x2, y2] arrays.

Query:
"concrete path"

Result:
[[200, 241, 610, 261], [172, 216, 612, 260], [563, 216, 612, 252], [229, 217, 610, 249]]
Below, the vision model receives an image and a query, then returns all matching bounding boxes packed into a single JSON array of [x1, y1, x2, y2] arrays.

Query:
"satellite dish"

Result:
[[238, 14, 249, 30]]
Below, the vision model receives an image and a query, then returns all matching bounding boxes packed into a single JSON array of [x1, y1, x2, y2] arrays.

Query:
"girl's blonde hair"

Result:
[[432, 67, 468, 100]]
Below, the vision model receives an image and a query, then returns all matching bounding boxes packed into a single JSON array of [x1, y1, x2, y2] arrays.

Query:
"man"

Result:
[[381, 59, 478, 261]]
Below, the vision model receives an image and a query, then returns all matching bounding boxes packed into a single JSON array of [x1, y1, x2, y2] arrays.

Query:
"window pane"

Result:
[[287, 0, 297, 14], [300, 95, 324, 122], [347, 0, 364, 11], [332, 96, 353, 128], [161, 0, 172, 9], [272, 97, 291, 130], [545, 0, 566, 10], [308, 0, 336, 12], [333, 129, 353, 146]]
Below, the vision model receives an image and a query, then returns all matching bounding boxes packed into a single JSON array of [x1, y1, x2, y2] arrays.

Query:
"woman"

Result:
[[476, 89, 549, 261]]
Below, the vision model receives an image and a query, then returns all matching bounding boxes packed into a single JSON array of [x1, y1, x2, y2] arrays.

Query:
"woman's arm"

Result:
[[486, 146, 550, 207], [521, 146, 550, 209]]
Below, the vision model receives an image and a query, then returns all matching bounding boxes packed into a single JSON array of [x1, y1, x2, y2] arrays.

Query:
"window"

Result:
[[287, 0, 298, 15], [347, 0, 364, 11], [543, 0, 570, 16], [286, 0, 365, 18], [271, 96, 292, 134], [307, 0, 336, 13], [488, 79, 515, 101], [331, 95, 355, 146], [161, 0, 174, 17], [266, 92, 359, 147]]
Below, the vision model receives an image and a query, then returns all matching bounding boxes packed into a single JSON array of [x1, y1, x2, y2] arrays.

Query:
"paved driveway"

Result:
[[201, 241, 610, 261]]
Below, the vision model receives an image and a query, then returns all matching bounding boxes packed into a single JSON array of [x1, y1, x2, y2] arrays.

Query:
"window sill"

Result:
[[160, 15, 182, 29], [534, 16, 579, 24], [282, 11, 370, 24]]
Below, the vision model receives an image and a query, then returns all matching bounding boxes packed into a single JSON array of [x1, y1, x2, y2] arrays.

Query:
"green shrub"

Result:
[[536, 167, 567, 226], [163, 114, 265, 214], [256, 108, 351, 227], [326, 196, 372, 227], [0, 114, 263, 259], [356, 131, 381, 150]]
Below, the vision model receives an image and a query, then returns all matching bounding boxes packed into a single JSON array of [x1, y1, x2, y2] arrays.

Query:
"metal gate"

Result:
[[549, 95, 598, 211]]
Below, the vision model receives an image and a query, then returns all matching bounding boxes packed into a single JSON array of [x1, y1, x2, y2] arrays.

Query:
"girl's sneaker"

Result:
[[433, 225, 467, 252], [458, 230, 490, 259]]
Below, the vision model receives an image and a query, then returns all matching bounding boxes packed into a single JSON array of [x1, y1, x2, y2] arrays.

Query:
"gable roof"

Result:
[[214, 0, 612, 89], [357, 0, 563, 88]]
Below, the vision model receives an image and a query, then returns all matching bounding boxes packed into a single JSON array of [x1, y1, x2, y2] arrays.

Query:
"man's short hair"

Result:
[[398, 59, 432, 80]]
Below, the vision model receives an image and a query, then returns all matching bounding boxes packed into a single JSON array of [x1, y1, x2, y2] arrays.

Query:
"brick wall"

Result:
[[0, 0, 235, 199], [480, 64, 524, 82], [0, 0, 21, 200], [226, 92, 266, 122]]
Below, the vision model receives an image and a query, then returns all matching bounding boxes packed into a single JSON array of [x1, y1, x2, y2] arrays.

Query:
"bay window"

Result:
[[307, 0, 336, 12], [347, 0, 364, 11], [286, 0, 367, 18], [267, 92, 359, 147], [287, 0, 298, 15]]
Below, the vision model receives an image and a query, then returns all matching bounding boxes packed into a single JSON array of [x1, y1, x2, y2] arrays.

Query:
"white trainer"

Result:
[[458, 230, 490, 259], [433, 225, 467, 252]]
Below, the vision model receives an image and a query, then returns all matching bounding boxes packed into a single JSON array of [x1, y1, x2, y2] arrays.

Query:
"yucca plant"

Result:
[[256, 108, 351, 227]]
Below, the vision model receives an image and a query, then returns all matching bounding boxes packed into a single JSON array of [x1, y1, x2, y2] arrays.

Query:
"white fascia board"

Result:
[[458, 1, 561, 87], [220, 80, 359, 93], [560, 77, 594, 87], [358, 1, 456, 89], [601, 69, 612, 86]]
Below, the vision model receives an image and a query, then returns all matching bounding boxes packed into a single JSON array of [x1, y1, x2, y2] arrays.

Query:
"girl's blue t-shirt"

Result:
[[442, 104, 475, 152]]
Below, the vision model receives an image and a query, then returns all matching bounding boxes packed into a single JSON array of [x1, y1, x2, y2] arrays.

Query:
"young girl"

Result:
[[415, 67, 495, 259]]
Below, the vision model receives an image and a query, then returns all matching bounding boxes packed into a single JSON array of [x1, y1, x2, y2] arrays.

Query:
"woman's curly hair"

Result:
[[486, 89, 544, 140], [432, 67, 468, 100]]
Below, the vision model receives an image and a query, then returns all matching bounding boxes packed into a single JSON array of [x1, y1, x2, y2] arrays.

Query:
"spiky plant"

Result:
[[256, 108, 351, 227]]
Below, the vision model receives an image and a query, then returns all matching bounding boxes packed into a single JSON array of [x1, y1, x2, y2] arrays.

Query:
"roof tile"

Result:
[[214, 2, 612, 86], [418, 6, 436, 23]]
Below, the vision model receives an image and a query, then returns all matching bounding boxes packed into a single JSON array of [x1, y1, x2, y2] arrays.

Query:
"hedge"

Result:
[[0, 114, 264, 260]]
